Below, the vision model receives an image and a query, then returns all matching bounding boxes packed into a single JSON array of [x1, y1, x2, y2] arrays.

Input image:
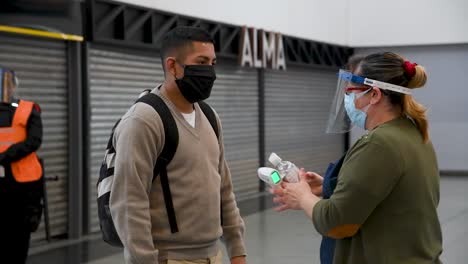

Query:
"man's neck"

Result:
[[160, 81, 194, 113]]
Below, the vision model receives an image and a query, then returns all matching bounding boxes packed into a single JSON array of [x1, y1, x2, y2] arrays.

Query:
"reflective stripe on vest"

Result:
[[0, 100, 42, 182]]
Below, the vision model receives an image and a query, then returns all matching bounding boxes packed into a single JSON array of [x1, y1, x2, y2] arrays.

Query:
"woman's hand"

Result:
[[302, 170, 324, 197], [271, 168, 320, 212]]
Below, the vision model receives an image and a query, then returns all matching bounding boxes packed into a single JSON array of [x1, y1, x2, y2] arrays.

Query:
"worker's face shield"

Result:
[[0, 68, 18, 104], [326, 69, 412, 133]]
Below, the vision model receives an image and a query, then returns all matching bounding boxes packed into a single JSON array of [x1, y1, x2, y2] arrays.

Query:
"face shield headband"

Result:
[[339, 70, 412, 95]]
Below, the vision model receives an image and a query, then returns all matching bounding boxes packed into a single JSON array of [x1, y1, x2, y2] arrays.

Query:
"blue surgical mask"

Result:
[[344, 92, 370, 130]]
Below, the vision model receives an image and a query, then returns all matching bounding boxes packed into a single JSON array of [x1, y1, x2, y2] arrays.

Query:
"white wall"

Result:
[[351, 45, 468, 172], [119, 0, 350, 45], [349, 0, 468, 47], [121, 0, 468, 47]]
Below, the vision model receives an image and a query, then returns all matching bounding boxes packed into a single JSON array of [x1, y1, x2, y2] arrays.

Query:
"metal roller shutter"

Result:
[[264, 66, 344, 174], [0, 34, 69, 242], [88, 46, 163, 232], [206, 64, 259, 201]]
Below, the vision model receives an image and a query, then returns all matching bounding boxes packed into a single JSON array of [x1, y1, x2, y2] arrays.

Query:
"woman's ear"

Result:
[[370, 87, 383, 105]]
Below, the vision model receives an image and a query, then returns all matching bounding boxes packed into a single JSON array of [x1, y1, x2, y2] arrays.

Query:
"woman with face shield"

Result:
[[271, 52, 443, 264]]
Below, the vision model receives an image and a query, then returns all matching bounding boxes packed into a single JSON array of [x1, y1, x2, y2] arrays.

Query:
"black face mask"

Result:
[[175, 64, 216, 103]]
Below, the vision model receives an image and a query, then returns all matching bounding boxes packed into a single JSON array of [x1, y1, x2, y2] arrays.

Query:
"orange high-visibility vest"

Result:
[[0, 100, 42, 182]]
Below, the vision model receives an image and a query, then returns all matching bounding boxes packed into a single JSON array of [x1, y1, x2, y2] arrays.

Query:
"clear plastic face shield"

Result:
[[0, 68, 18, 104], [326, 69, 412, 133]]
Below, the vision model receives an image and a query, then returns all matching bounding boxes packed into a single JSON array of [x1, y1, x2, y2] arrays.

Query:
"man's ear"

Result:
[[165, 57, 177, 77]]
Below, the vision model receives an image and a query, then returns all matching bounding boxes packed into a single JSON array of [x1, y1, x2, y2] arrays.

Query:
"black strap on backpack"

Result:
[[136, 93, 220, 234], [198, 100, 224, 226], [136, 93, 179, 233], [197, 100, 223, 225], [198, 101, 219, 139]]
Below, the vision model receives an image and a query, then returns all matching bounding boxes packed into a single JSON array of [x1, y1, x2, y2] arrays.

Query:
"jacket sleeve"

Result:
[[109, 105, 164, 264], [215, 113, 247, 258], [312, 138, 403, 239], [0, 105, 42, 164]]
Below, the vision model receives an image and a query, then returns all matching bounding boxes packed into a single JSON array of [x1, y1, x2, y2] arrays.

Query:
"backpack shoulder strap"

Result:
[[197, 101, 224, 226], [198, 101, 219, 139], [136, 93, 179, 233], [136, 93, 179, 173]]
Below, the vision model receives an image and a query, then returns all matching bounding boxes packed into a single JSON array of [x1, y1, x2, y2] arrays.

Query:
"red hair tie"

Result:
[[403, 61, 417, 78]]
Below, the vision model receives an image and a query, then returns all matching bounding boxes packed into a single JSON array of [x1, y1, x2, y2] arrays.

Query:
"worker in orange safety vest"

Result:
[[0, 67, 43, 264]]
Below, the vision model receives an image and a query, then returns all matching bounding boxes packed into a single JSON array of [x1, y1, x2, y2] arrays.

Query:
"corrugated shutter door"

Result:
[[0, 34, 69, 242], [206, 64, 259, 201], [88, 46, 163, 232], [264, 67, 344, 174]]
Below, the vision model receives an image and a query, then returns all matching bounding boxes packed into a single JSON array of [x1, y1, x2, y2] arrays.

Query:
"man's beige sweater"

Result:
[[110, 89, 246, 263]]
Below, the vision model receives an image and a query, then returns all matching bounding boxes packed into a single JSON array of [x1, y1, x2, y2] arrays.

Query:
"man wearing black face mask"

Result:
[[109, 27, 247, 264]]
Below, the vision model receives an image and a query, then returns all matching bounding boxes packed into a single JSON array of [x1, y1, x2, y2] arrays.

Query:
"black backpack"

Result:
[[96, 91, 219, 247]]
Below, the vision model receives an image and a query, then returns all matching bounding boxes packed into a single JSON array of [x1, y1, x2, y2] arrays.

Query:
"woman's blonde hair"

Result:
[[357, 52, 429, 143]]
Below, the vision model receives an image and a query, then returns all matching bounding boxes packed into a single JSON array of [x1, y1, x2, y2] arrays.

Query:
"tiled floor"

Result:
[[28, 176, 468, 264]]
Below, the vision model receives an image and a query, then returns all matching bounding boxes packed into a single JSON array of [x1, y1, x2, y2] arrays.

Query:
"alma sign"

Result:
[[239, 27, 286, 70]]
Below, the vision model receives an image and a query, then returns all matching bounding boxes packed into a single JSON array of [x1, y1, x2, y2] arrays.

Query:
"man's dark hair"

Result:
[[160, 26, 214, 69]]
